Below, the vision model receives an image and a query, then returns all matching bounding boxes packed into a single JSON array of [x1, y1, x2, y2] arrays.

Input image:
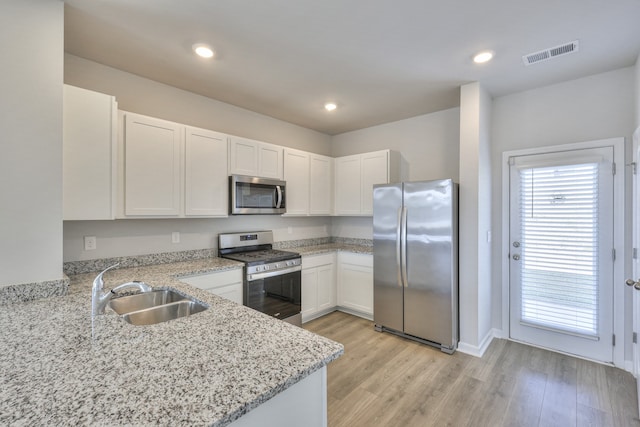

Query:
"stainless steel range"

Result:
[[218, 231, 302, 326]]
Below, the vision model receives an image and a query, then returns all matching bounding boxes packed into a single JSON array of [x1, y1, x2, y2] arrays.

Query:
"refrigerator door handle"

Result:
[[396, 207, 403, 287], [401, 206, 408, 288]]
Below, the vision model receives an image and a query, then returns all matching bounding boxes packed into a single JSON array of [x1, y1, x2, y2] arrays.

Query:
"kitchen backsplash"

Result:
[[64, 237, 373, 275]]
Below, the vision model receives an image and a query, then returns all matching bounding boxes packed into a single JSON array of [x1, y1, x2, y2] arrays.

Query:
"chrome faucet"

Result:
[[91, 263, 152, 316]]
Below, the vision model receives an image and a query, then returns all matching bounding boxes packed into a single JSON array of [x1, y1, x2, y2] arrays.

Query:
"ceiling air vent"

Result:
[[522, 40, 579, 66]]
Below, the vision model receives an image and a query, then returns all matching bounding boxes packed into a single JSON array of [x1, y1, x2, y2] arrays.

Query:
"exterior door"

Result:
[[631, 128, 640, 414], [509, 147, 615, 362]]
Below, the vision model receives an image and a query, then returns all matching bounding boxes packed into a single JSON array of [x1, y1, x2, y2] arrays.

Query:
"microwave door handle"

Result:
[[275, 185, 283, 208]]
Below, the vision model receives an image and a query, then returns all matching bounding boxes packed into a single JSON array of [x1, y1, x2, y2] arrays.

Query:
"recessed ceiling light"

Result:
[[192, 43, 214, 58], [324, 103, 337, 112], [473, 50, 494, 64]]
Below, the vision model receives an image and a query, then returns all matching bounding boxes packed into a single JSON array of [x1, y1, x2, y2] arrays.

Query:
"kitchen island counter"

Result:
[[0, 257, 343, 426]]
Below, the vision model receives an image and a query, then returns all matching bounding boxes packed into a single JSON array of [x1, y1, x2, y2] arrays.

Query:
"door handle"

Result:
[[275, 185, 283, 208], [626, 279, 640, 291], [401, 207, 408, 288], [396, 208, 402, 287]]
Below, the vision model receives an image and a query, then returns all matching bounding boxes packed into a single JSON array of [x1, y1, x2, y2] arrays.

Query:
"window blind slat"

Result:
[[519, 162, 599, 337]]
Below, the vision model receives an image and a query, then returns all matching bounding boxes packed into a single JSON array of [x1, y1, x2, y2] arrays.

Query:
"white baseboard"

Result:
[[336, 306, 373, 321], [458, 328, 500, 358]]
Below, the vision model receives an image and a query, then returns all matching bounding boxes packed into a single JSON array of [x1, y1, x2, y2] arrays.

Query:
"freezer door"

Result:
[[403, 179, 458, 348], [373, 183, 403, 332]]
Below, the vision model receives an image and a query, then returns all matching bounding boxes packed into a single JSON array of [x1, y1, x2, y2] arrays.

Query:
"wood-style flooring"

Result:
[[304, 311, 640, 427]]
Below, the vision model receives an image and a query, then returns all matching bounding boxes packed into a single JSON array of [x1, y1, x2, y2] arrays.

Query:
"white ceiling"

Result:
[[64, 0, 640, 135]]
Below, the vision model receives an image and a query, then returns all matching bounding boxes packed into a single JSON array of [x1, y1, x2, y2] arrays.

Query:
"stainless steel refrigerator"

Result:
[[373, 179, 458, 353]]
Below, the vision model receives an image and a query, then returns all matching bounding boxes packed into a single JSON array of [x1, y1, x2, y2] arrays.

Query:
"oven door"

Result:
[[245, 270, 301, 323], [230, 175, 286, 215]]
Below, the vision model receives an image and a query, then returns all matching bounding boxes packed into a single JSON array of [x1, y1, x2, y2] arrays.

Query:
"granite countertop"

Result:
[[294, 243, 372, 257], [0, 257, 343, 426]]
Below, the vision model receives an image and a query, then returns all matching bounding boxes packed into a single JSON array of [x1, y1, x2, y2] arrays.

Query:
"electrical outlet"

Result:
[[84, 236, 97, 251], [172, 232, 180, 243], [287, 226, 293, 234]]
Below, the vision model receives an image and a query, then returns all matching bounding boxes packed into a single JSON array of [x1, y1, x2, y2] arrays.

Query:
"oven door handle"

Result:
[[247, 265, 301, 281]]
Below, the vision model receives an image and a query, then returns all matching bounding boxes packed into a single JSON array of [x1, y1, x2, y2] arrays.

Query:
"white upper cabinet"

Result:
[[258, 143, 283, 179], [361, 151, 392, 215], [185, 127, 228, 217], [228, 136, 283, 179], [309, 154, 333, 215], [63, 85, 117, 220], [119, 112, 229, 218], [123, 113, 182, 216], [228, 136, 258, 176], [334, 150, 398, 216], [334, 154, 362, 215], [283, 148, 310, 216], [283, 149, 333, 216]]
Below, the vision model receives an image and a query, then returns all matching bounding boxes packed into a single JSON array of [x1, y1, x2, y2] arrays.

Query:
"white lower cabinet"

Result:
[[301, 253, 336, 323], [179, 269, 243, 305], [337, 252, 373, 319]]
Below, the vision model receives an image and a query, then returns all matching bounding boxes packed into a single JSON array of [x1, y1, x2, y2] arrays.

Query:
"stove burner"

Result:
[[221, 249, 299, 265]]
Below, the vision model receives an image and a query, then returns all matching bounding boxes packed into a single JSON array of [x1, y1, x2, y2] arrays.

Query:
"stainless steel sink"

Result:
[[109, 290, 188, 315], [109, 289, 208, 325], [121, 300, 208, 325]]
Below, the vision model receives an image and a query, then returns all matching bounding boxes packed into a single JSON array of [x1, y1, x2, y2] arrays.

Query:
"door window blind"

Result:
[[519, 162, 599, 337]]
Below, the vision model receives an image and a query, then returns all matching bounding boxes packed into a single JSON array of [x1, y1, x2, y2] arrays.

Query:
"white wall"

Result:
[[65, 55, 331, 155], [0, 0, 63, 286], [63, 217, 331, 261], [63, 55, 334, 262], [331, 108, 460, 181], [330, 108, 460, 239], [636, 54, 640, 128], [491, 67, 636, 355], [458, 82, 492, 353]]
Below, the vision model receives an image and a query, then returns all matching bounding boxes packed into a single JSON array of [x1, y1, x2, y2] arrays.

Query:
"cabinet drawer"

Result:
[[180, 269, 243, 289], [302, 253, 335, 269], [339, 252, 373, 268]]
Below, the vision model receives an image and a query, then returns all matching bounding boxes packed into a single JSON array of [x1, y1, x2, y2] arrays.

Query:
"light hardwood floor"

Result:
[[304, 311, 640, 427]]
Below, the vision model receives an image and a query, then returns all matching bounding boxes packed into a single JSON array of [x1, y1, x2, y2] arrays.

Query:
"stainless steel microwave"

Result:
[[229, 175, 286, 215]]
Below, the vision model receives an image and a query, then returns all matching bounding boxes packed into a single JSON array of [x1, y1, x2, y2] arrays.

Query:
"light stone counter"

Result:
[[0, 257, 343, 426], [293, 243, 373, 257]]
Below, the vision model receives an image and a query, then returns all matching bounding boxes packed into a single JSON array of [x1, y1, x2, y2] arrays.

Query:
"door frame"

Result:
[[501, 137, 625, 367], [632, 127, 640, 413]]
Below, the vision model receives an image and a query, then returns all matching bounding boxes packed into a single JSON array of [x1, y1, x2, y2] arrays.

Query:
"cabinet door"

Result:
[[334, 155, 362, 215], [284, 148, 310, 215], [209, 283, 243, 305], [124, 113, 182, 216], [63, 85, 117, 220], [309, 154, 333, 215], [228, 136, 259, 176], [302, 268, 319, 319], [316, 264, 335, 311], [338, 254, 373, 317], [185, 127, 228, 217], [361, 150, 389, 215], [258, 142, 283, 179]]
